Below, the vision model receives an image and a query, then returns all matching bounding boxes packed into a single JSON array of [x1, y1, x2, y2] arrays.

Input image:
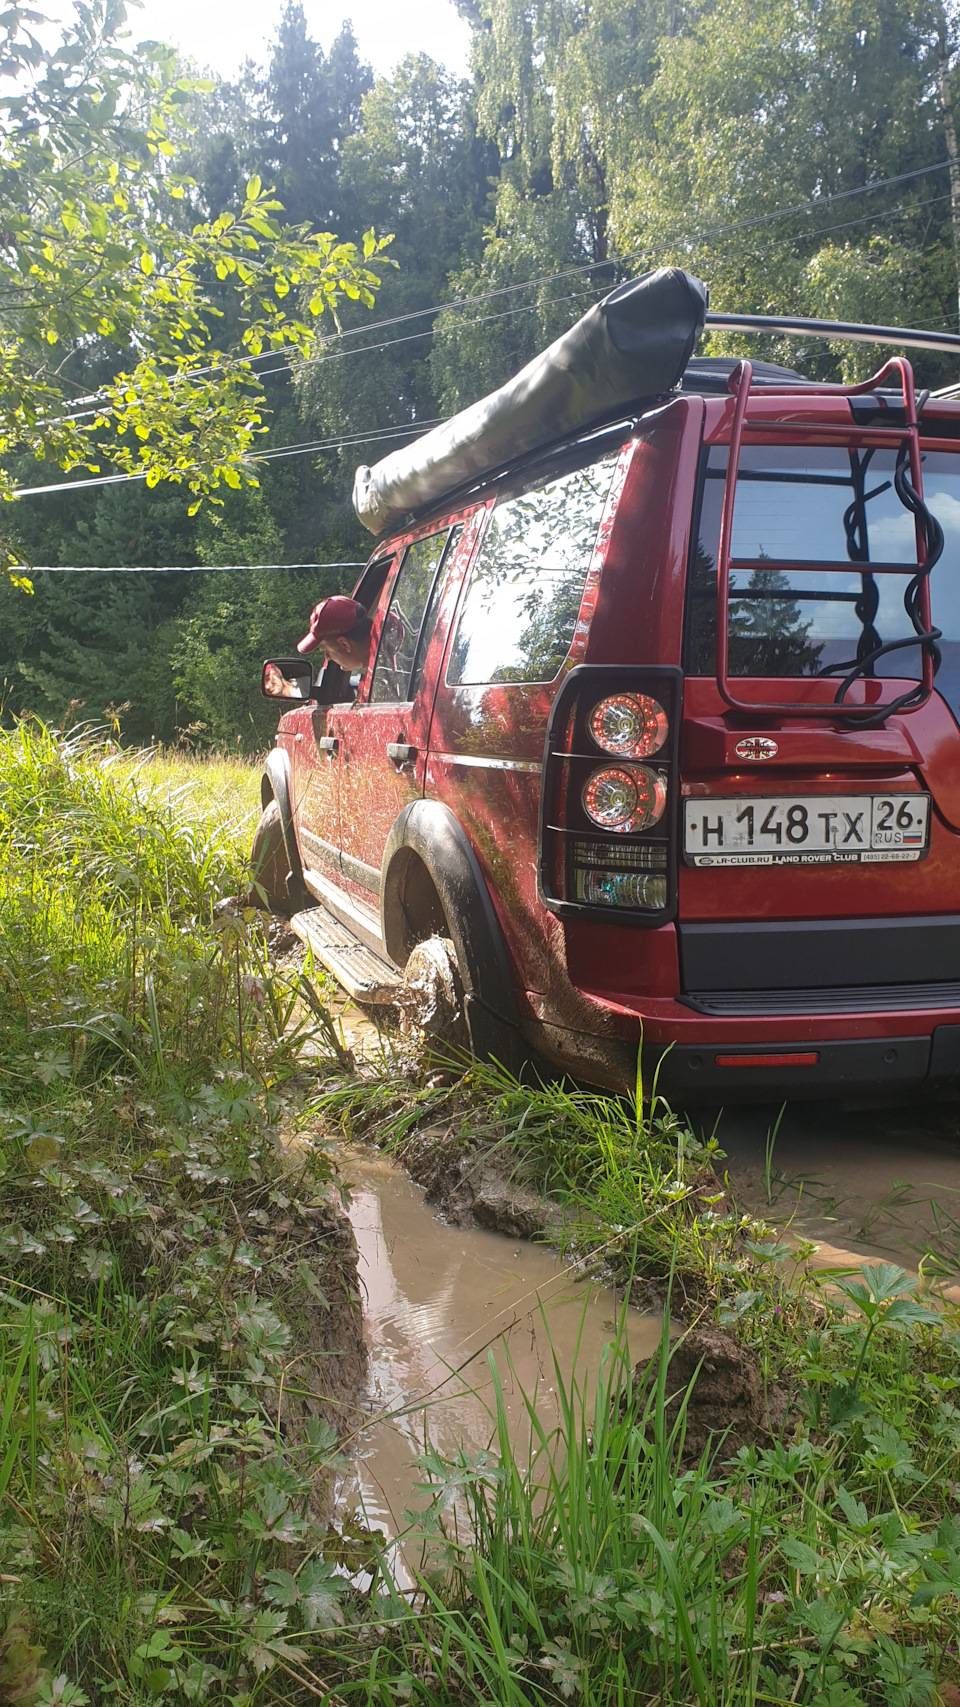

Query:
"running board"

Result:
[[289, 907, 402, 1005]]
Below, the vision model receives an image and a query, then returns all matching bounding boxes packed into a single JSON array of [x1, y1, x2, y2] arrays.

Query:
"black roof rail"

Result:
[[706, 311, 960, 357]]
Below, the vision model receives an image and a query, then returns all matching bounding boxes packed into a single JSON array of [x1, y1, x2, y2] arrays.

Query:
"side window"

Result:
[[315, 556, 394, 704], [446, 453, 619, 687], [369, 528, 460, 704]]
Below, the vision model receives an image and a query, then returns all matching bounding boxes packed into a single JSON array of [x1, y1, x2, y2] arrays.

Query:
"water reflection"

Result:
[[338, 1149, 662, 1545]]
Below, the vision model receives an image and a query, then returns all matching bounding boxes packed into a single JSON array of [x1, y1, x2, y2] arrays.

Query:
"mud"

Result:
[[702, 1100, 960, 1274], [396, 1120, 561, 1239], [634, 1328, 794, 1464], [337, 1148, 663, 1545], [272, 1194, 368, 1443]]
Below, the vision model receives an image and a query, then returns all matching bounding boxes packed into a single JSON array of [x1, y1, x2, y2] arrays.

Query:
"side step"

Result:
[[289, 907, 402, 1005]]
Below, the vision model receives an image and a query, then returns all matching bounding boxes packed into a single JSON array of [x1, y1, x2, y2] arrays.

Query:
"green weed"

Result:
[[3, 726, 960, 1706]]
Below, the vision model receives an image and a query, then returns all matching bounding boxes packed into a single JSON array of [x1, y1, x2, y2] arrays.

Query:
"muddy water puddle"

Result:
[[701, 1101, 960, 1272], [337, 1148, 662, 1548]]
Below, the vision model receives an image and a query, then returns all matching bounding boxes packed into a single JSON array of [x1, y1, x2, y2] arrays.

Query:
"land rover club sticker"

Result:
[[734, 737, 778, 760]]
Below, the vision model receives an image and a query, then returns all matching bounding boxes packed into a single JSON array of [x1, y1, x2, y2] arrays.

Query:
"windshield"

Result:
[[685, 444, 960, 713]]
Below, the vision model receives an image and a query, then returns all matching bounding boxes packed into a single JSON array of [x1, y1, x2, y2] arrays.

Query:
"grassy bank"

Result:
[[309, 1075, 960, 1705], [0, 723, 363, 1703], [2, 727, 960, 1706]]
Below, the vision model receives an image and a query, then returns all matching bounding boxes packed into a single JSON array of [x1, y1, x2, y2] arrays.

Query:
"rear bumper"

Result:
[[524, 1015, 960, 1103], [651, 1024, 960, 1102]]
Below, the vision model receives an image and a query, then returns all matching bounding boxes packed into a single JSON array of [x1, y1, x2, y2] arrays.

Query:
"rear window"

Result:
[[446, 451, 620, 686], [686, 444, 960, 711]]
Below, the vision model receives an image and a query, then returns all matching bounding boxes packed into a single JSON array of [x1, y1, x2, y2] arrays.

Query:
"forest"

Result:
[[4, 0, 960, 748]]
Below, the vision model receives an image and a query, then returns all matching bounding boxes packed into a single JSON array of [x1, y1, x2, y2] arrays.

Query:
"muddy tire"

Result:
[[396, 935, 470, 1057], [248, 800, 294, 915]]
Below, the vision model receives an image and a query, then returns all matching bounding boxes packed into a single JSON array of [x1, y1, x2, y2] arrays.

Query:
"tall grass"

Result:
[[0, 721, 361, 1703], [2, 727, 960, 1705], [286, 1271, 960, 1706]]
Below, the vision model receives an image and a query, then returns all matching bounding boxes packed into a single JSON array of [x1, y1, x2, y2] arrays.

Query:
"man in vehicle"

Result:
[[296, 594, 373, 675], [262, 660, 307, 698]]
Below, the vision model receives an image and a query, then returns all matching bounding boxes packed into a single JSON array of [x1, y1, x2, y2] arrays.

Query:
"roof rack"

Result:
[[705, 311, 960, 358]]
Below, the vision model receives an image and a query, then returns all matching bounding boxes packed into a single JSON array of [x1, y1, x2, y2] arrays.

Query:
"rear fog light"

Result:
[[715, 1052, 820, 1068], [571, 838, 667, 910]]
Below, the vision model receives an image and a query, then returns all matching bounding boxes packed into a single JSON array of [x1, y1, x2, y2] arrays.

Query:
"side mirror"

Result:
[[261, 658, 314, 702]]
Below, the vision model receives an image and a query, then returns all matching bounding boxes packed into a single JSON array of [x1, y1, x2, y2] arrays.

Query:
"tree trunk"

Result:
[[937, 9, 960, 324]]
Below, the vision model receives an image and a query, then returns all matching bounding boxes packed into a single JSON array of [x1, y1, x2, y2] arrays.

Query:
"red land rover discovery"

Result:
[[253, 268, 960, 1103]]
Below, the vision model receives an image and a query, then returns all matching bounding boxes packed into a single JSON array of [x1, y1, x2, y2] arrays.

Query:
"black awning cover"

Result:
[[352, 266, 708, 536]]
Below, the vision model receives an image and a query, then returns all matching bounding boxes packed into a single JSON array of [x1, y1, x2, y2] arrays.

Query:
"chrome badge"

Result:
[[735, 736, 779, 761]]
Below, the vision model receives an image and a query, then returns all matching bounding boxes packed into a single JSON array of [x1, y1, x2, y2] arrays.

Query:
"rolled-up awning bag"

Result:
[[352, 266, 709, 536]]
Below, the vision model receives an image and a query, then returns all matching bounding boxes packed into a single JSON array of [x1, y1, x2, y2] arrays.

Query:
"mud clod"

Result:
[[397, 1125, 559, 1238], [634, 1329, 793, 1463]]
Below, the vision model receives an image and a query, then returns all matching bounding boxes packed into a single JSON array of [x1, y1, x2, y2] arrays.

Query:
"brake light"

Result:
[[588, 693, 668, 758], [582, 764, 667, 833], [538, 666, 682, 926]]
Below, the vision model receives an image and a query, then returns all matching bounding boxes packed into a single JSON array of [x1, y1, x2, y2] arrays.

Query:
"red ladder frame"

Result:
[[714, 356, 936, 721]]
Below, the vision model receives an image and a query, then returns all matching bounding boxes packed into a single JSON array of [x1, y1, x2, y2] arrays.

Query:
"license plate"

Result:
[[683, 793, 930, 866]]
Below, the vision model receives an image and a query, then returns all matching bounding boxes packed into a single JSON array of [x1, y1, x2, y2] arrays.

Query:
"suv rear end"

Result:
[[538, 358, 960, 1099]]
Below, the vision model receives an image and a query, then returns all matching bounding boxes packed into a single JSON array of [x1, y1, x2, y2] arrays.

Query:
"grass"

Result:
[[1, 726, 960, 1706], [334, 1289, 960, 1707], [0, 720, 361, 1704], [111, 747, 262, 848]]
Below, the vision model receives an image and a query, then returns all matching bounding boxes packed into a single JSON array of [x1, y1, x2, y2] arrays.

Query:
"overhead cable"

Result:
[[10, 562, 367, 574], [49, 158, 955, 419], [11, 419, 441, 499]]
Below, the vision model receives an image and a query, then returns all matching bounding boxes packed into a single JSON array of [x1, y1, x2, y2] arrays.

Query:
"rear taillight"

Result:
[[539, 666, 682, 924], [587, 693, 668, 759], [582, 764, 667, 833]]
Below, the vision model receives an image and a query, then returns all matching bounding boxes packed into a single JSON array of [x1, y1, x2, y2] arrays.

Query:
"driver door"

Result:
[[336, 524, 467, 905]]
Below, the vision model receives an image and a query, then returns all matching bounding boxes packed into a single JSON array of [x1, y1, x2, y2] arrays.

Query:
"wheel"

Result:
[[248, 799, 294, 915], [396, 935, 470, 1056]]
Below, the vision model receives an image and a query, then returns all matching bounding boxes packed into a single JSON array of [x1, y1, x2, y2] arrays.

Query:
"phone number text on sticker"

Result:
[[683, 794, 930, 866]]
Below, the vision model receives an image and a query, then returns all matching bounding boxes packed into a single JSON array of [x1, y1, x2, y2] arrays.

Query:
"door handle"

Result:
[[317, 736, 338, 756], [387, 742, 417, 766]]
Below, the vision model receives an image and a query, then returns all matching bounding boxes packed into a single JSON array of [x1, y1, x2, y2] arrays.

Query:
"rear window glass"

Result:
[[446, 452, 619, 686], [686, 445, 960, 711]]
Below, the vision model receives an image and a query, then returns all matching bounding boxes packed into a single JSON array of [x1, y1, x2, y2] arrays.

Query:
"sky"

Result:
[[45, 0, 474, 81]]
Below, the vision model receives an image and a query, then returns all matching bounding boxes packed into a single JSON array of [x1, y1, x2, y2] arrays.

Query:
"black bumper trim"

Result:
[[651, 1034, 935, 1100], [679, 981, 960, 1017], [678, 914, 960, 993]]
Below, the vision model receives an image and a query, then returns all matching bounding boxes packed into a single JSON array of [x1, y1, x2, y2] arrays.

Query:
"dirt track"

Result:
[[697, 1097, 960, 1275]]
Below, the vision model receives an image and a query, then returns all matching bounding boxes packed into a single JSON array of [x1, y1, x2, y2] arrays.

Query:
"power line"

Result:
[[11, 419, 442, 498], [10, 562, 367, 574], [48, 158, 955, 420]]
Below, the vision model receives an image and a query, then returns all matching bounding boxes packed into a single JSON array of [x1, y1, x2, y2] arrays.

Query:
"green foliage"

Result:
[[169, 564, 346, 750], [0, 0, 391, 582], [0, 721, 368, 1701]]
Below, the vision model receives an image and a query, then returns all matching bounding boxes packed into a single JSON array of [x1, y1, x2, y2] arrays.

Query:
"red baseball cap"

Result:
[[296, 595, 365, 654]]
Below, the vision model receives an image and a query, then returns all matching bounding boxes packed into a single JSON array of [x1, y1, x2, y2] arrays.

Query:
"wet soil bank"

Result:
[[273, 1192, 368, 1441], [395, 1119, 563, 1240]]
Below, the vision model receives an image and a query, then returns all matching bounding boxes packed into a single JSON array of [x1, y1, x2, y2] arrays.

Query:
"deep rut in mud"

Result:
[[335, 1148, 662, 1543]]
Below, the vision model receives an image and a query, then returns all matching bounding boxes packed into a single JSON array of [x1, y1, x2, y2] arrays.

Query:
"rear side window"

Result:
[[686, 445, 960, 710], [446, 452, 619, 686], [369, 527, 461, 704]]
